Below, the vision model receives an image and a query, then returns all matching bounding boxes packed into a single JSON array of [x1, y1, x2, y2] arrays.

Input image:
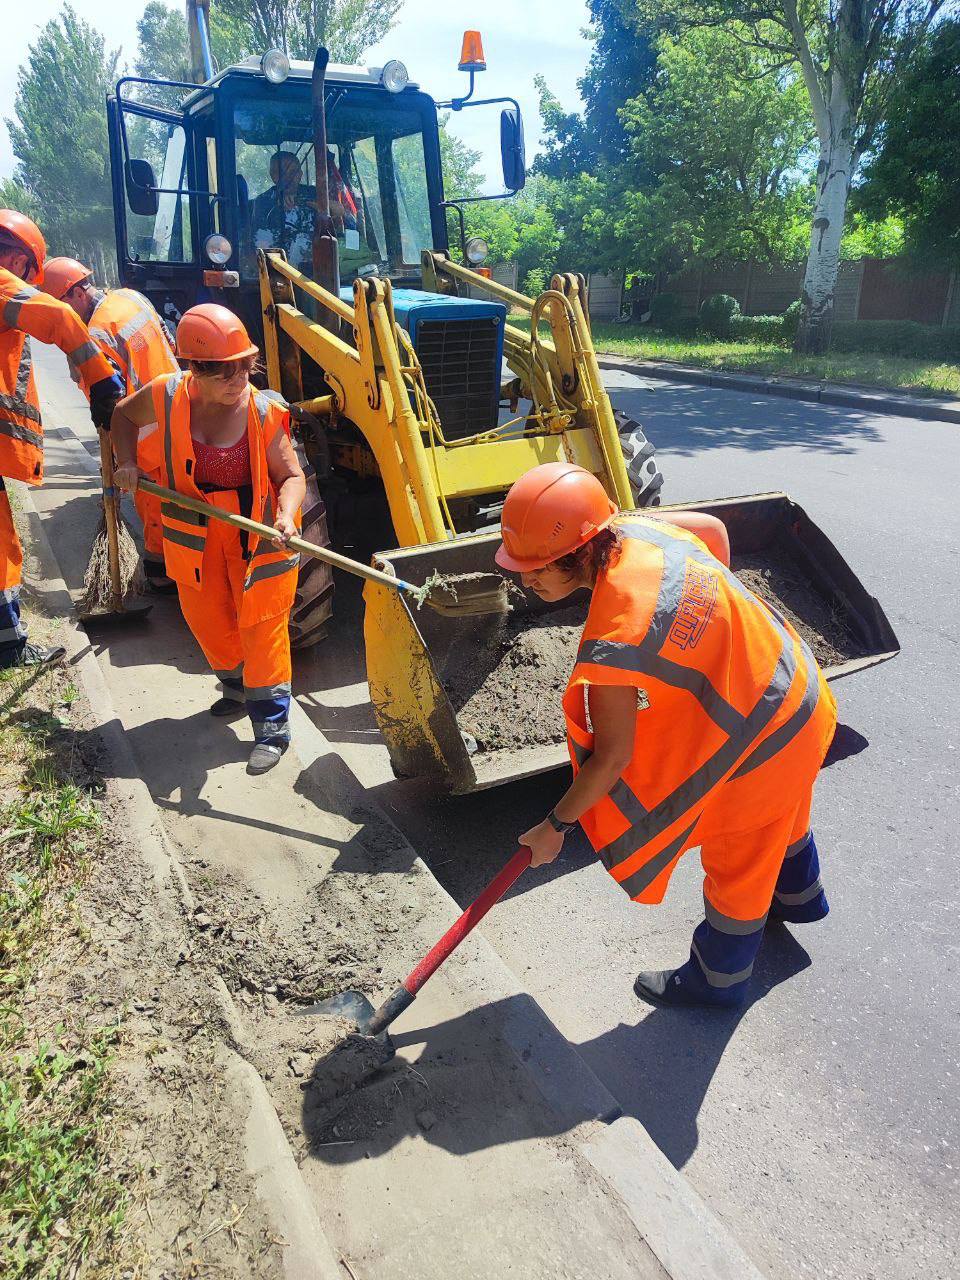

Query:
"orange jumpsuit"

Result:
[[150, 371, 300, 744], [1, 267, 116, 662], [563, 515, 837, 1005], [74, 289, 178, 564]]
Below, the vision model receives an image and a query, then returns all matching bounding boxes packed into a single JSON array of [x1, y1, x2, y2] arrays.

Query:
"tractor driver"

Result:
[[250, 150, 360, 273]]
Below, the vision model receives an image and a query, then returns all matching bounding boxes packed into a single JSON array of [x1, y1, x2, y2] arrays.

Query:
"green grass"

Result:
[[0, 656, 127, 1278], [508, 317, 960, 397]]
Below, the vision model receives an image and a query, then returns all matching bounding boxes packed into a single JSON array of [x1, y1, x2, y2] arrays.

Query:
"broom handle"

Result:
[[98, 430, 123, 610], [138, 479, 414, 594]]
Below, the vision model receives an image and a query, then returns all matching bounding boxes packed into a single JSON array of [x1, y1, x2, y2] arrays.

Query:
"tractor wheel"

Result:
[[615, 409, 663, 507], [289, 441, 335, 650]]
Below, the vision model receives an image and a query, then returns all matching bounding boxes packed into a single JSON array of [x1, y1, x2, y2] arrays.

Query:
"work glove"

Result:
[[89, 374, 126, 431]]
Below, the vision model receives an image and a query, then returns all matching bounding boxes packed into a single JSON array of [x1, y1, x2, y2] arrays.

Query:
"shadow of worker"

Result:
[[575, 923, 813, 1171], [301, 991, 601, 1165]]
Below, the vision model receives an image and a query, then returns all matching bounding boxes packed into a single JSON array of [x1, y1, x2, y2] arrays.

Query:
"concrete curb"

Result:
[[17, 493, 342, 1280], [583, 1118, 766, 1280], [597, 353, 960, 423]]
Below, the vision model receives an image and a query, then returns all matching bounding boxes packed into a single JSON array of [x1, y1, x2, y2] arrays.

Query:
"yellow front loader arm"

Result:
[[258, 248, 633, 550]]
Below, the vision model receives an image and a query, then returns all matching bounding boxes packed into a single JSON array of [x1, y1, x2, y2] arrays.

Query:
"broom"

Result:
[[77, 430, 151, 623]]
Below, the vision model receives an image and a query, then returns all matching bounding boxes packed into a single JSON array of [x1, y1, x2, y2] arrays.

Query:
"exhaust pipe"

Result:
[[311, 45, 341, 333]]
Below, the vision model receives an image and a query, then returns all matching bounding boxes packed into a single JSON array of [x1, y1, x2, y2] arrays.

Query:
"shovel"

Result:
[[305, 847, 532, 1069], [138, 479, 511, 617]]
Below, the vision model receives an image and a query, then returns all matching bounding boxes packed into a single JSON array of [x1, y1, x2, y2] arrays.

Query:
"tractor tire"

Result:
[[615, 410, 664, 507], [289, 441, 335, 650]]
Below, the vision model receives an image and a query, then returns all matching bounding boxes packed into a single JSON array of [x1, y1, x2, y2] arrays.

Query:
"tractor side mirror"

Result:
[[500, 107, 526, 192], [126, 158, 159, 217]]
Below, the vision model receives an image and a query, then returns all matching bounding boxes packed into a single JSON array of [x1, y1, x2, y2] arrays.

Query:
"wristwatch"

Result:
[[546, 808, 577, 835]]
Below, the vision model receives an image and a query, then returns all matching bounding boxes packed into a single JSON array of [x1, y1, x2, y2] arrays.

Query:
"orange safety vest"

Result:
[[86, 289, 178, 473], [0, 266, 115, 485], [151, 371, 300, 625], [563, 515, 836, 904]]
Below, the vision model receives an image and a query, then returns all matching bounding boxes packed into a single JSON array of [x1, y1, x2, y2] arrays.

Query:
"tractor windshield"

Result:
[[233, 93, 434, 284]]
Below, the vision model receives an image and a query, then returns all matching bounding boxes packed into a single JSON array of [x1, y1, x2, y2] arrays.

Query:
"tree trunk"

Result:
[[795, 92, 856, 354]]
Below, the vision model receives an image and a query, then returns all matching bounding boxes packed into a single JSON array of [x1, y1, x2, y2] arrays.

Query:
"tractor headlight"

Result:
[[204, 233, 233, 265], [465, 236, 489, 266], [261, 48, 290, 84], [380, 60, 409, 93]]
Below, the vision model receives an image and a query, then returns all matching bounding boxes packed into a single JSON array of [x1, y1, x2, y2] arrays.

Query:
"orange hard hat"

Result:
[[0, 209, 47, 282], [175, 303, 258, 362], [43, 256, 93, 300], [495, 462, 618, 572]]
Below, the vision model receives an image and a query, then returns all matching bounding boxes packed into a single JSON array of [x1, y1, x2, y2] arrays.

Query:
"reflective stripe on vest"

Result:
[[91, 292, 174, 392], [570, 520, 819, 889], [2, 287, 37, 328]]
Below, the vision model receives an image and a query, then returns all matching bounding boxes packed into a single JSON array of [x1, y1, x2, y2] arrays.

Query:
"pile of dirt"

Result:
[[732, 544, 865, 667], [438, 544, 862, 757], [440, 606, 586, 754]]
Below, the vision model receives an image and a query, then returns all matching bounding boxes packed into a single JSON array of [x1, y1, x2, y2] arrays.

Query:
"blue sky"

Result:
[[0, 0, 594, 185]]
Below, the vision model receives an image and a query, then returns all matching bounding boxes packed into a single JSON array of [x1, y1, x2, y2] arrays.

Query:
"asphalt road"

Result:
[[32, 345, 958, 1279]]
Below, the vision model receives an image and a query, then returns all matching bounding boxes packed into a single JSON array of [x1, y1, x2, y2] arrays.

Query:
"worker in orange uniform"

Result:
[[0, 211, 125, 669], [110, 304, 305, 775], [497, 463, 837, 1008], [42, 256, 179, 593]]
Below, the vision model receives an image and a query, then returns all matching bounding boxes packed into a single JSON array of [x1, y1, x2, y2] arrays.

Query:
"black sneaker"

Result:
[[0, 642, 67, 670]]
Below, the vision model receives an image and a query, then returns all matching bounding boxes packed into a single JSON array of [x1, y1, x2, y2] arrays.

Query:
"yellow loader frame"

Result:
[[257, 248, 633, 545]]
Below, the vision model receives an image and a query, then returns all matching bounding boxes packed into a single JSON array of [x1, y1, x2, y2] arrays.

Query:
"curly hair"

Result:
[[553, 525, 623, 579]]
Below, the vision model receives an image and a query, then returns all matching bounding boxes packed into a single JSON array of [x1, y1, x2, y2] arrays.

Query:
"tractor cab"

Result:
[[106, 43, 524, 344]]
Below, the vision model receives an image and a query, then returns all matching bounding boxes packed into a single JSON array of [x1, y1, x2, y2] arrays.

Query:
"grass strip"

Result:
[[0, 650, 127, 1279], [509, 316, 960, 397]]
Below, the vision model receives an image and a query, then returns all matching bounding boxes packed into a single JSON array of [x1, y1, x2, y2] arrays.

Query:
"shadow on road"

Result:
[[614, 383, 883, 457], [575, 923, 813, 1170]]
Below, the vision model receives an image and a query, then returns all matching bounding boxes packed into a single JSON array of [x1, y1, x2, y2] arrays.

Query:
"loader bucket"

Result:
[[364, 492, 899, 793]]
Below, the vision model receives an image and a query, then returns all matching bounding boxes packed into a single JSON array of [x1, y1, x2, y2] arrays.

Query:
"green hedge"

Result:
[[699, 293, 740, 338], [829, 320, 960, 360], [730, 314, 786, 342]]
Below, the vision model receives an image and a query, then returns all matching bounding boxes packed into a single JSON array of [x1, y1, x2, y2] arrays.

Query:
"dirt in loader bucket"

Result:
[[441, 606, 584, 755], [366, 495, 897, 792], [438, 543, 866, 761]]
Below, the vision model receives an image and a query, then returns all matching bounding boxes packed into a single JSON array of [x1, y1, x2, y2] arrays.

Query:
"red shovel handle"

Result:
[[403, 847, 532, 997]]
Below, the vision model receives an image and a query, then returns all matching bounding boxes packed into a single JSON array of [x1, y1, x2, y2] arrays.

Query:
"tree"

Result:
[[618, 25, 815, 269], [215, 0, 403, 63], [134, 0, 251, 92], [0, 178, 42, 224], [857, 19, 960, 264], [4, 6, 119, 273], [537, 0, 657, 178], [628, 0, 954, 351]]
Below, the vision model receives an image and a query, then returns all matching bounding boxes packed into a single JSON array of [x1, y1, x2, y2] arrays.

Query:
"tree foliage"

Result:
[[623, 0, 954, 349], [134, 0, 252, 89], [857, 18, 960, 263], [215, 0, 402, 63], [618, 25, 815, 269], [4, 6, 119, 269]]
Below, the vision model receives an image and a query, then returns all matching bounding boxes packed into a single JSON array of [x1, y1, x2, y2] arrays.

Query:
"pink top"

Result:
[[192, 433, 251, 488]]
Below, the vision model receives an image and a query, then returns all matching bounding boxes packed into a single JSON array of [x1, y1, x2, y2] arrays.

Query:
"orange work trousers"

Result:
[[174, 496, 292, 745]]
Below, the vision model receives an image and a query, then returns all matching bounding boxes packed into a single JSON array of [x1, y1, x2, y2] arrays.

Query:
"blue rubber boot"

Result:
[[634, 915, 763, 1009], [770, 833, 829, 924]]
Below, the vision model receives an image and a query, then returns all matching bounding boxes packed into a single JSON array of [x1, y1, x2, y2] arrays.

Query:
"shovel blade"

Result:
[[299, 989, 378, 1029]]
